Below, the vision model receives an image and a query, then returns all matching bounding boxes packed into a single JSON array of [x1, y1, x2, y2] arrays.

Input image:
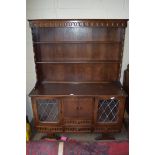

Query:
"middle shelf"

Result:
[[35, 60, 121, 64]]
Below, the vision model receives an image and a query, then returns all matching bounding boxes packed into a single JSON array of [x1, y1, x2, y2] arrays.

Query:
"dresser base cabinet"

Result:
[[31, 95, 125, 133], [28, 19, 128, 134]]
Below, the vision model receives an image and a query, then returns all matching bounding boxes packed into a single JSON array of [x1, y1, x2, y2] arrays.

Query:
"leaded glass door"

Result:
[[32, 97, 61, 124], [95, 97, 121, 124]]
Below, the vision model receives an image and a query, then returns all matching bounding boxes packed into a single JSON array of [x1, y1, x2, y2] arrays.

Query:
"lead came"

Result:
[[97, 99, 119, 122], [37, 99, 59, 122]]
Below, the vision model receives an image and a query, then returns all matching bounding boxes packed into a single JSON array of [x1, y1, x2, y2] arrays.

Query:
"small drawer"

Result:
[[64, 127, 91, 133]]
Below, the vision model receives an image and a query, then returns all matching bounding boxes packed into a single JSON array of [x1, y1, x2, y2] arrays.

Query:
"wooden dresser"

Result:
[[28, 19, 128, 133]]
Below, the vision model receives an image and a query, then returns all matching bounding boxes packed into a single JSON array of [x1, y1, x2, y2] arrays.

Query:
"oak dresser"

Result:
[[28, 19, 128, 133]]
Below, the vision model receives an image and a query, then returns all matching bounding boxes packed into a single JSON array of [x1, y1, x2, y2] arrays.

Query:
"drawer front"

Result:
[[37, 126, 63, 133], [64, 119, 91, 126], [64, 127, 91, 133]]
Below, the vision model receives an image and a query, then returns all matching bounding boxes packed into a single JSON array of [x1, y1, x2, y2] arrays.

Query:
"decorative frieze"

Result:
[[29, 19, 128, 28]]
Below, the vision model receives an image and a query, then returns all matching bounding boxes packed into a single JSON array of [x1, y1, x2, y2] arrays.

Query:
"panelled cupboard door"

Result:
[[78, 97, 93, 119], [94, 96, 125, 125], [62, 97, 93, 119], [63, 97, 79, 118], [31, 97, 62, 126]]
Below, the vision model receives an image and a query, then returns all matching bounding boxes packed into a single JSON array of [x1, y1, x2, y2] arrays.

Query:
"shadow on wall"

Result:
[[26, 95, 33, 122]]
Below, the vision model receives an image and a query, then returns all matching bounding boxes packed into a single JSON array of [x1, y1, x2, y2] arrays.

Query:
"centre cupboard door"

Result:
[[62, 97, 94, 125]]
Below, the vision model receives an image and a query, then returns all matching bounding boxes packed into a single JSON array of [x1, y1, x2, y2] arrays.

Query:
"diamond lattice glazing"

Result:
[[37, 99, 59, 122], [97, 99, 119, 122]]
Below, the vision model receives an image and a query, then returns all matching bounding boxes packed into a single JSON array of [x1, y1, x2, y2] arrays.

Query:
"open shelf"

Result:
[[35, 60, 121, 64], [33, 41, 121, 44]]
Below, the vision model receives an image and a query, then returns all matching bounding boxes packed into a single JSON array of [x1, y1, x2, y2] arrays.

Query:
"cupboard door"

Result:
[[63, 97, 78, 118], [95, 97, 125, 124], [97, 98, 119, 122], [32, 97, 61, 124], [63, 97, 93, 119], [78, 97, 93, 119]]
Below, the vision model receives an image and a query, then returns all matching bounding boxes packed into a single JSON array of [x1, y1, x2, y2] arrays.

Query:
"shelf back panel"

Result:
[[34, 43, 121, 62], [32, 27, 122, 42], [36, 63, 120, 82]]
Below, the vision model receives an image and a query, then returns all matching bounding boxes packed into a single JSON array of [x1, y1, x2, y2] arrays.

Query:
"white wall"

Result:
[[26, 0, 129, 121]]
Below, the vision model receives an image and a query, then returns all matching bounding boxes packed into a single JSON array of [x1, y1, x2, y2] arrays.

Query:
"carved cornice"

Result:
[[28, 19, 128, 28]]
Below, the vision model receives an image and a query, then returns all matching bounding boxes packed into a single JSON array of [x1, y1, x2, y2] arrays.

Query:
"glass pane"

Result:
[[97, 99, 119, 122], [37, 99, 59, 122]]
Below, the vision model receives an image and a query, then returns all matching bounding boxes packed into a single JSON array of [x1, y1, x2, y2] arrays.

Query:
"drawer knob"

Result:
[[76, 107, 82, 110]]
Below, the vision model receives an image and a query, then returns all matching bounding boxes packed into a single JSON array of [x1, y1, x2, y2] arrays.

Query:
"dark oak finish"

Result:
[[36, 63, 120, 82], [29, 82, 126, 96], [32, 27, 122, 42], [63, 97, 93, 119], [33, 43, 121, 62], [29, 19, 127, 28], [28, 19, 128, 133]]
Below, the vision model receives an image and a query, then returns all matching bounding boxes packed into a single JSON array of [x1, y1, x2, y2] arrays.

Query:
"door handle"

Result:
[[79, 107, 82, 110], [76, 106, 82, 110]]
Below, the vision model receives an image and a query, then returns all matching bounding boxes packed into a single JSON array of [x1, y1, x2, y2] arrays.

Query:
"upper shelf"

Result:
[[31, 27, 124, 42], [33, 41, 121, 44], [35, 60, 121, 64]]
